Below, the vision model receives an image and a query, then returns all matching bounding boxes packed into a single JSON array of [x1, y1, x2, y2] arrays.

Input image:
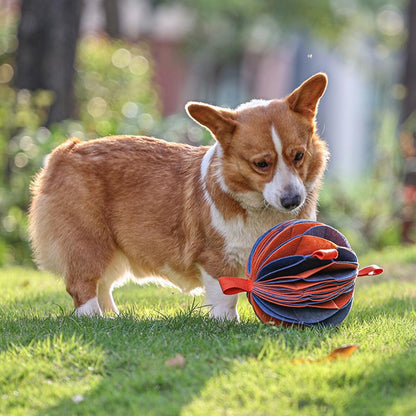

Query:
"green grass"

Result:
[[1, 246, 416, 416]]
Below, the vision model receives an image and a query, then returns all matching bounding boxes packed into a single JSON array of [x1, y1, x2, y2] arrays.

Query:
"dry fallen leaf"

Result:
[[291, 357, 313, 365], [291, 344, 359, 365], [165, 353, 186, 368], [323, 344, 359, 362]]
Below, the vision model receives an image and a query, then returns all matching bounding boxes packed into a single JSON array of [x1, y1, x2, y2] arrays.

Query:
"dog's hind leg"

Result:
[[97, 251, 131, 315], [63, 237, 117, 317], [97, 282, 119, 315], [66, 273, 103, 317]]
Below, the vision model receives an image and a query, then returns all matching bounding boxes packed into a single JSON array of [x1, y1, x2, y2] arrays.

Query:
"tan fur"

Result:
[[29, 73, 329, 318]]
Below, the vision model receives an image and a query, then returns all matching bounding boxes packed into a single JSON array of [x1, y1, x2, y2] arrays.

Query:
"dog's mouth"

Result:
[[229, 188, 306, 214]]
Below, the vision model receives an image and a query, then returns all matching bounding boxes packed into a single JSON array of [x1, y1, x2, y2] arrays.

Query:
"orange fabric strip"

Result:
[[218, 276, 253, 295]]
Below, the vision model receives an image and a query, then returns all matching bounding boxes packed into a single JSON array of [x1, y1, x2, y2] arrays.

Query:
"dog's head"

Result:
[[186, 73, 329, 213]]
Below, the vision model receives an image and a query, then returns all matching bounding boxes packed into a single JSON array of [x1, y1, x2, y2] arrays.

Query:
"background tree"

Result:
[[403, 0, 416, 123], [103, 0, 121, 38], [400, 0, 416, 243], [15, 0, 83, 125]]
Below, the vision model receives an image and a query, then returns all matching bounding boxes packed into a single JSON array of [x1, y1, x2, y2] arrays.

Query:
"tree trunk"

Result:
[[103, 0, 120, 38], [402, 0, 416, 123], [15, 0, 83, 125], [400, 0, 416, 244]]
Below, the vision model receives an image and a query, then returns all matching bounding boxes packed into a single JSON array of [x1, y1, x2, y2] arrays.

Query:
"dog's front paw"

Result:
[[210, 304, 240, 322], [74, 297, 103, 317]]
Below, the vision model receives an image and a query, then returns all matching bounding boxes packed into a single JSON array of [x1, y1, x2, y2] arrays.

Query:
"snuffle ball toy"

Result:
[[219, 220, 382, 327]]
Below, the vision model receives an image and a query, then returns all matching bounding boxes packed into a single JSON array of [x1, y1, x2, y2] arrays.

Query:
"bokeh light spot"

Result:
[[112, 48, 131, 68], [122, 101, 139, 118], [138, 113, 154, 131], [377, 6, 404, 37], [129, 56, 149, 76], [14, 152, 28, 168], [391, 83, 407, 100], [87, 96, 107, 118], [2, 215, 16, 233], [19, 136, 33, 152], [0, 63, 13, 83], [36, 127, 51, 144]]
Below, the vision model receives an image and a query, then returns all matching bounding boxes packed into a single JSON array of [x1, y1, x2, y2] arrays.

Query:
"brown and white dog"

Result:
[[29, 73, 329, 320]]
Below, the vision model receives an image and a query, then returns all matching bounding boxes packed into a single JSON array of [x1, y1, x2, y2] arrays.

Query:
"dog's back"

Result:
[[29, 137, 213, 303]]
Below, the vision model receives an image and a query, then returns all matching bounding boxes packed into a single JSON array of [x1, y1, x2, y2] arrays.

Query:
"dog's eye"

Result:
[[294, 152, 304, 162], [254, 160, 269, 169]]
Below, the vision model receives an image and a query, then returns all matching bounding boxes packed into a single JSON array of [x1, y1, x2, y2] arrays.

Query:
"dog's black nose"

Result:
[[280, 194, 301, 210]]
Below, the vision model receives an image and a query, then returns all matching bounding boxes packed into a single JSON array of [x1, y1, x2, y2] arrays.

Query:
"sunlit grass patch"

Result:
[[0, 252, 415, 415]]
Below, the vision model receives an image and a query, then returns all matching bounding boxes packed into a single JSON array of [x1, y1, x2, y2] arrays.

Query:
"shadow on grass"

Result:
[[2, 291, 415, 415], [0, 292, 319, 415], [4, 315, 271, 415]]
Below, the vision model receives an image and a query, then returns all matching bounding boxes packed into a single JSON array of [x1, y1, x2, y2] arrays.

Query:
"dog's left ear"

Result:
[[185, 102, 237, 147], [286, 73, 327, 119]]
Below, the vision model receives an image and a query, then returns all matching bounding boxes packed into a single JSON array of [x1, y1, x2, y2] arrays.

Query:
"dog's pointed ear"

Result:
[[186, 102, 237, 147], [286, 73, 327, 119]]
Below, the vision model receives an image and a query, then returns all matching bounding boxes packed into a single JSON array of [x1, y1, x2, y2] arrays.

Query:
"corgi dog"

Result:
[[29, 73, 329, 320]]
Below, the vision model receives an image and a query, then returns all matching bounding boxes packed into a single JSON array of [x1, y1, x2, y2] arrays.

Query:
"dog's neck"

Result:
[[200, 144, 249, 219]]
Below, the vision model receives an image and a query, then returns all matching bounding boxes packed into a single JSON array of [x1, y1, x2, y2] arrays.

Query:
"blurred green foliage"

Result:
[[76, 37, 158, 138], [319, 110, 402, 254], [158, 0, 406, 64], [0, 0, 408, 266], [0, 32, 159, 265]]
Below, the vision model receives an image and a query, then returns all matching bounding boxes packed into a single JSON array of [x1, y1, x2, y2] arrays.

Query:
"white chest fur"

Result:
[[209, 204, 283, 270]]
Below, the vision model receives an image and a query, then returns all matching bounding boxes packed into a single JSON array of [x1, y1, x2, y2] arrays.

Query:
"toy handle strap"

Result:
[[358, 265, 383, 277], [312, 248, 339, 260], [218, 277, 253, 295]]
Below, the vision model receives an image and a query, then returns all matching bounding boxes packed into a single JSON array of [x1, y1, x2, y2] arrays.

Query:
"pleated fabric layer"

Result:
[[219, 220, 382, 327]]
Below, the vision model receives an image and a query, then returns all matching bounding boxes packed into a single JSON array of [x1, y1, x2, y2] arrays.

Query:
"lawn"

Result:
[[1, 246, 416, 416]]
